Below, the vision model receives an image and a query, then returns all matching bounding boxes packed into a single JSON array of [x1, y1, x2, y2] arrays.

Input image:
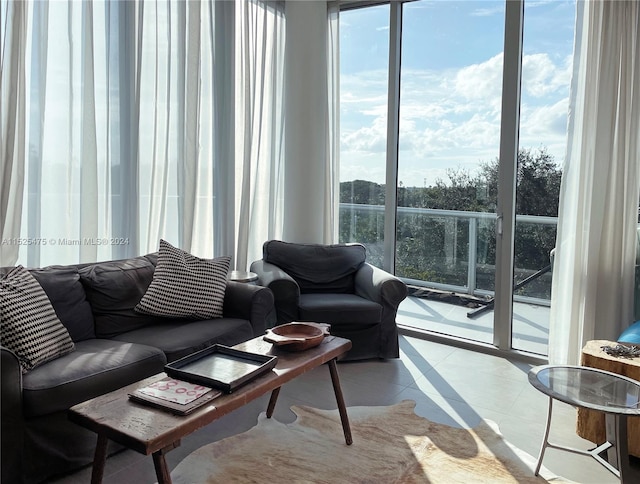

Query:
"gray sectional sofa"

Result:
[[1, 252, 275, 484]]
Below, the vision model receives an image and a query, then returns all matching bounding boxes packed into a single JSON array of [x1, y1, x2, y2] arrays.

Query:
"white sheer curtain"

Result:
[[326, 2, 340, 244], [1, 1, 232, 265], [2, 0, 120, 266], [234, 0, 339, 269], [549, 0, 640, 365], [1, 0, 28, 268], [1, 0, 295, 268], [135, 1, 235, 258], [234, 0, 286, 271]]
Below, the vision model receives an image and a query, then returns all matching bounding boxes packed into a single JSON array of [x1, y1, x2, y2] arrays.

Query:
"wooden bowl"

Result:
[[263, 322, 330, 352]]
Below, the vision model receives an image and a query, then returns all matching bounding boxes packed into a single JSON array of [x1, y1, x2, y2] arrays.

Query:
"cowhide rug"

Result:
[[170, 400, 574, 483]]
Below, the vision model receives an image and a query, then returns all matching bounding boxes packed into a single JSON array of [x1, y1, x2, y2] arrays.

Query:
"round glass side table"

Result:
[[529, 365, 640, 483], [228, 270, 258, 284]]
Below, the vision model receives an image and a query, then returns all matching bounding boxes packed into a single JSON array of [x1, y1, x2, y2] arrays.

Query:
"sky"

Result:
[[339, 0, 576, 187]]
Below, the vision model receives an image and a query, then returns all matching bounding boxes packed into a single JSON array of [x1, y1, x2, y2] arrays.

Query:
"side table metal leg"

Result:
[[91, 434, 109, 484], [607, 414, 638, 483], [534, 397, 554, 476], [328, 358, 352, 445], [605, 413, 622, 469]]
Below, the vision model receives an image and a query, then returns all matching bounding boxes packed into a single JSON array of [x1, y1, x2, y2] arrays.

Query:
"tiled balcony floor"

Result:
[[397, 295, 551, 357]]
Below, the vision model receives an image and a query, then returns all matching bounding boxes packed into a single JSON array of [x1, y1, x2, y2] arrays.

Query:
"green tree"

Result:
[[339, 146, 563, 298], [478, 147, 562, 217], [340, 179, 385, 205]]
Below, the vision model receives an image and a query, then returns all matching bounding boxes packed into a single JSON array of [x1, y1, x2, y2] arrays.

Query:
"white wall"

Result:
[[283, 1, 330, 243]]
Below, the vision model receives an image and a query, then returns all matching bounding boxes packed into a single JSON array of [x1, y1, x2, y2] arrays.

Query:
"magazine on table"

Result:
[[128, 377, 222, 415]]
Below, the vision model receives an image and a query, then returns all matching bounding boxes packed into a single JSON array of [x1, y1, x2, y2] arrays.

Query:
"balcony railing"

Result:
[[340, 203, 558, 305]]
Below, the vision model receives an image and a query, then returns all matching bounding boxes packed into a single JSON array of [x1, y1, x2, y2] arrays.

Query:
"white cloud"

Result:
[[340, 51, 571, 186], [471, 6, 504, 17], [522, 53, 572, 97], [454, 53, 504, 101], [525, 0, 559, 10], [339, 150, 387, 184], [519, 97, 569, 162], [341, 115, 387, 152]]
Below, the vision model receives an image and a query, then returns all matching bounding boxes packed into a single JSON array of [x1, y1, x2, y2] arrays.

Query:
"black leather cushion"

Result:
[[21, 339, 166, 417], [30, 266, 95, 342], [111, 317, 254, 362], [263, 241, 366, 294], [79, 256, 161, 338], [298, 293, 382, 324]]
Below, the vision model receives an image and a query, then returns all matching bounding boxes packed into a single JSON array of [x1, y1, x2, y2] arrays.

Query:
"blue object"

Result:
[[618, 320, 640, 344]]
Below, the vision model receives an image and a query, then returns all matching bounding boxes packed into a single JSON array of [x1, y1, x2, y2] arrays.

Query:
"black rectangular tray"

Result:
[[164, 344, 278, 393]]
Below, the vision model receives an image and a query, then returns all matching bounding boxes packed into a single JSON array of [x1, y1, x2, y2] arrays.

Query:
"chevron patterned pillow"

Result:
[[1, 266, 75, 373], [135, 240, 231, 319]]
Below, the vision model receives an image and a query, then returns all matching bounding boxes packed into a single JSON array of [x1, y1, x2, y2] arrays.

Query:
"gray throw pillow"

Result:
[[30, 266, 95, 342], [0, 266, 75, 373], [135, 240, 231, 319], [79, 256, 159, 338], [263, 240, 366, 293]]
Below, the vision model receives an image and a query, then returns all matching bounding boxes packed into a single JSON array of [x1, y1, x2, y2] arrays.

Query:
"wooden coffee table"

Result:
[[69, 335, 353, 484]]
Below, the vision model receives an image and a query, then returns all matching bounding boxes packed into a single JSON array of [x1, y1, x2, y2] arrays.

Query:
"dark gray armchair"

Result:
[[250, 240, 408, 360]]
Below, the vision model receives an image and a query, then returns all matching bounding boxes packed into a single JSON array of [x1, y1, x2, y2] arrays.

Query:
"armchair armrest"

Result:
[[355, 264, 407, 359], [223, 281, 275, 336], [250, 260, 300, 324], [1, 345, 24, 484], [355, 263, 408, 308]]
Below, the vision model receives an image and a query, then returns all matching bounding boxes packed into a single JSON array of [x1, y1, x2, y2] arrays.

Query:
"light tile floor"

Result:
[[52, 331, 621, 484]]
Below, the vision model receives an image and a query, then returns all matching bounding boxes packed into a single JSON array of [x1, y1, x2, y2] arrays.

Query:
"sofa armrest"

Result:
[[250, 260, 300, 324], [1, 345, 23, 415], [223, 281, 275, 336], [1, 345, 24, 484]]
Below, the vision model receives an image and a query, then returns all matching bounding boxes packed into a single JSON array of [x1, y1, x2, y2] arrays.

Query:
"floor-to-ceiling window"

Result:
[[339, 0, 575, 358], [511, 0, 574, 352], [339, 3, 390, 265], [396, 0, 504, 321]]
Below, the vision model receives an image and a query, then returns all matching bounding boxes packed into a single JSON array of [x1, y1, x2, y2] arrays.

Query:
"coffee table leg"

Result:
[[328, 358, 352, 445], [152, 450, 172, 484], [91, 434, 109, 484], [152, 441, 181, 484], [266, 387, 281, 418]]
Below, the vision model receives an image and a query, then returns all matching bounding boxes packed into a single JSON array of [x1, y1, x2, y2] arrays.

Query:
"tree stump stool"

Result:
[[576, 339, 640, 458]]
